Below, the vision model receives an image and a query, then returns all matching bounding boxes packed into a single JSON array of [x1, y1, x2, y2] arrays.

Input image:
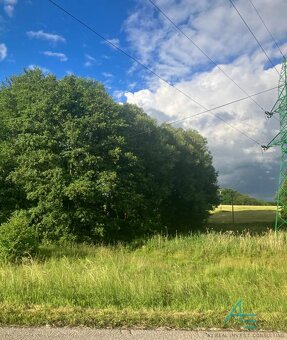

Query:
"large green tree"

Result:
[[120, 105, 219, 234], [0, 69, 219, 242]]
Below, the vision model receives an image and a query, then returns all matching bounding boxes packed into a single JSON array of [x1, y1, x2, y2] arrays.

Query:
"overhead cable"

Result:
[[247, 0, 285, 59], [148, 0, 267, 112], [229, 0, 280, 76], [47, 0, 268, 146]]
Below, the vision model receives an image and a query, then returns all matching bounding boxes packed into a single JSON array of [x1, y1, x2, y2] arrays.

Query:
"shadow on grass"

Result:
[[36, 243, 95, 261], [35, 208, 282, 260]]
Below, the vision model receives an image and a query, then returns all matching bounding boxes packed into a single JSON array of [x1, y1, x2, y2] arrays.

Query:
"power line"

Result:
[[166, 86, 279, 146], [262, 119, 287, 150], [46, 0, 210, 114], [167, 86, 277, 126], [264, 130, 280, 149], [118, 90, 278, 147], [47, 0, 266, 146], [247, 0, 285, 59], [229, 0, 280, 76], [148, 0, 266, 112], [128, 86, 277, 142], [266, 84, 286, 118]]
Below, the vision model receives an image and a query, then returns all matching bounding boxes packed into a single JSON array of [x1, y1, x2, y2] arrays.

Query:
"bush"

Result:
[[0, 210, 39, 262]]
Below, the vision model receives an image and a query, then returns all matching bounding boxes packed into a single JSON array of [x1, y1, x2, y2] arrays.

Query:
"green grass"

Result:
[[209, 205, 277, 223], [208, 205, 277, 234], [0, 231, 286, 330], [209, 210, 275, 223]]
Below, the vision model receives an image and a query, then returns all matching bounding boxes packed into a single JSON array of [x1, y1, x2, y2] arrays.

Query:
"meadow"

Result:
[[0, 225, 286, 330], [208, 205, 277, 234], [3, 73, 281, 330]]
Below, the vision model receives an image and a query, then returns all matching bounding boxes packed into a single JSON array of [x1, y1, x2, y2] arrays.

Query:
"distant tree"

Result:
[[219, 188, 273, 206]]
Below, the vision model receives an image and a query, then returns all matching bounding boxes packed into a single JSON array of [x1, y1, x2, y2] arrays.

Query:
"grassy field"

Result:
[[0, 231, 286, 330], [208, 205, 277, 234], [212, 205, 277, 213]]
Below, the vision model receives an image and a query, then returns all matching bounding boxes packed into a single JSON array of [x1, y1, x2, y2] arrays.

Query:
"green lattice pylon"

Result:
[[267, 58, 287, 232]]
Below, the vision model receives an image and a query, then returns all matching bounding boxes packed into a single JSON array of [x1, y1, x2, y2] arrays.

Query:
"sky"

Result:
[[1, 0, 287, 201]]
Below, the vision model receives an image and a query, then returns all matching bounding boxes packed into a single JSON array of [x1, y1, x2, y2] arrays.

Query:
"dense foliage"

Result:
[[219, 188, 274, 206], [0, 210, 39, 262], [0, 69, 219, 242]]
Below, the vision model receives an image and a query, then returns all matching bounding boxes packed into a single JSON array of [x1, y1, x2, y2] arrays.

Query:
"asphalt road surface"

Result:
[[0, 328, 286, 339]]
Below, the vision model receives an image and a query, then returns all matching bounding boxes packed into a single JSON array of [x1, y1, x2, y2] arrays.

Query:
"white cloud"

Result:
[[0, 43, 7, 61], [128, 82, 137, 90], [84, 54, 96, 67], [102, 72, 113, 78], [125, 55, 281, 198], [104, 38, 120, 50], [42, 51, 68, 62], [26, 30, 66, 43], [124, 0, 287, 81], [123, 0, 287, 199], [2, 0, 17, 17], [27, 64, 50, 74], [113, 90, 124, 100]]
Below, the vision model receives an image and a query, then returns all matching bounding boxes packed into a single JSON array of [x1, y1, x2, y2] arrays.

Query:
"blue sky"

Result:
[[1, 0, 144, 96], [1, 0, 287, 200]]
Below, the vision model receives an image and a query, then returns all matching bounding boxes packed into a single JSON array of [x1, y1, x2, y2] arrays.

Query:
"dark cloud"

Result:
[[216, 159, 279, 201]]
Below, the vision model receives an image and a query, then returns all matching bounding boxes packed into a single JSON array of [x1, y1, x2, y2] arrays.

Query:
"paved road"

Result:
[[0, 328, 286, 339]]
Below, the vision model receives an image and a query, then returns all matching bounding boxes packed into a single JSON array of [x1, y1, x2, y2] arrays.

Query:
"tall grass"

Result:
[[0, 231, 286, 329]]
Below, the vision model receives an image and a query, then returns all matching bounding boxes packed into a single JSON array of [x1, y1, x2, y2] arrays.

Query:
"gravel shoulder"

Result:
[[0, 328, 286, 340]]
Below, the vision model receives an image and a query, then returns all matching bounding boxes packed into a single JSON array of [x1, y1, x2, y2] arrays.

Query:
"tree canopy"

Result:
[[0, 69, 219, 242]]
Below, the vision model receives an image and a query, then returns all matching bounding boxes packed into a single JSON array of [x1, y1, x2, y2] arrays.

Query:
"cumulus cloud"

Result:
[[42, 51, 68, 62], [125, 59, 281, 199], [0, 43, 7, 61], [124, 0, 287, 81], [2, 0, 17, 17], [123, 0, 287, 199], [26, 30, 66, 43]]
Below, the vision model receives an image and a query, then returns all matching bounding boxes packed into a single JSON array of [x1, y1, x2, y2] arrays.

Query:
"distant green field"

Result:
[[212, 205, 277, 213], [208, 205, 277, 233]]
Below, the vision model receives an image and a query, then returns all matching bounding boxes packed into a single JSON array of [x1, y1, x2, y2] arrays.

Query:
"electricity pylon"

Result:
[[262, 57, 287, 232]]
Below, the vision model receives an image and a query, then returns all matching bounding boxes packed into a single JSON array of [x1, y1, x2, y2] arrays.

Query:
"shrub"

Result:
[[0, 210, 39, 262]]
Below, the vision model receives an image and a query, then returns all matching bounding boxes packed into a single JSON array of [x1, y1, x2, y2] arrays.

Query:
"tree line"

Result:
[[0, 69, 219, 243], [219, 188, 274, 206]]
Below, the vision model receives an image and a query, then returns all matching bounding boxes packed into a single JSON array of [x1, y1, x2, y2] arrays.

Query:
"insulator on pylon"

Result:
[[261, 145, 269, 151], [265, 111, 274, 119]]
